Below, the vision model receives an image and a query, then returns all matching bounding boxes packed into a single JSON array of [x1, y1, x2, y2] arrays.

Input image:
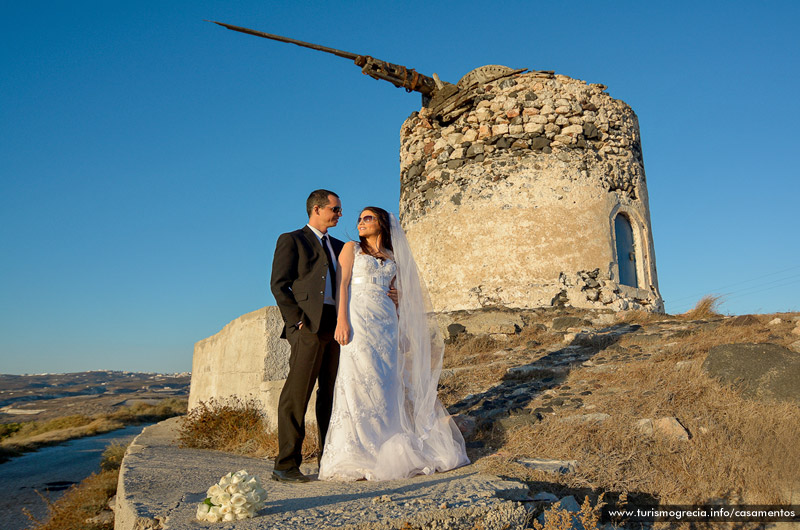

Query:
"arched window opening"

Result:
[[614, 214, 638, 287]]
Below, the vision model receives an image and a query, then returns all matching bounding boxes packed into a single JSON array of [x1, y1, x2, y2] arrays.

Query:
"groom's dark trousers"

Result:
[[270, 226, 343, 471]]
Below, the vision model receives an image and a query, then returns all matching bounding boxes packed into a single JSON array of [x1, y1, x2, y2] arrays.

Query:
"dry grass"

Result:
[[24, 469, 118, 530], [24, 440, 129, 530], [680, 295, 723, 320], [0, 399, 186, 464], [177, 396, 319, 460], [492, 356, 800, 506], [659, 317, 790, 362], [100, 441, 130, 471]]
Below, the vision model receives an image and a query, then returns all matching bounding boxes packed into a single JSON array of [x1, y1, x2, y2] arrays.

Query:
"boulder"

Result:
[[636, 417, 690, 441], [702, 343, 800, 403]]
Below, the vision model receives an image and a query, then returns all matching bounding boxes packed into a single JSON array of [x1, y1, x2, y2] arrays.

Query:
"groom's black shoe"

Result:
[[271, 468, 310, 483]]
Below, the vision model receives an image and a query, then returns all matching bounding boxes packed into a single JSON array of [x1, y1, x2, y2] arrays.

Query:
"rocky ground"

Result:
[[440, 309, 800, 442], [116, 307, 800, 530]]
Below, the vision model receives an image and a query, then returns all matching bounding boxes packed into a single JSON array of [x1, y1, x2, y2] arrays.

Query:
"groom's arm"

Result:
[[270, 233, 304, 329]]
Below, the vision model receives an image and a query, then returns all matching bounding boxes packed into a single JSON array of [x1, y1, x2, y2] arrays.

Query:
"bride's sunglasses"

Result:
[[357, 215, 376, 224]]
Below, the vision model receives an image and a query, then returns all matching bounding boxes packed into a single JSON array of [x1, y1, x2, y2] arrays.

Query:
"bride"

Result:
[[318, 206, 469, 481]]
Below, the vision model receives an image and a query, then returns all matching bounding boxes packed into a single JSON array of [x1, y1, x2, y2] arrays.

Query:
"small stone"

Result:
[[506, 108, 520, 119], [654, 417, 691, 441], [463, 129, 478, 142], [85, 511, 114, 526], [447, 133, 464, 147], [562, 124, 584, 135], [492, 124, 509, 136], [768, 318, 782, 325], [636, 418, 654, 435], [511, 139, 528, 149], [509, 125, 524, 135], [452, 414, 477, 438], [530, 137, 550, 150], [517, 458, 579, 474], [466, 143, 485, 157], [555, 105, 571, 114], [533, 491, 560, 502]]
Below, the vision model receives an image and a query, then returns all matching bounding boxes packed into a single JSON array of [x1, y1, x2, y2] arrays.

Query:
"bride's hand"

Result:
[[334, 321, 351, 346], [388, 278, 399, 309]]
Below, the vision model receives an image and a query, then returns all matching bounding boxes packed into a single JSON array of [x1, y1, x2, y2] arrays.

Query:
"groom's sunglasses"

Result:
[[322, 206, 342, 214], [357, 215, 376, 224]]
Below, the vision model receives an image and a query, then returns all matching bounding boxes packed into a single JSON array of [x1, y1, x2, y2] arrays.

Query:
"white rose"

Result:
[[207, 484, 223, 497], [223, 512, 235, 521], [207, 506, 221, 523], [230, 493, 247, 507], [196, 503, 210, 520], [219, 504, 232, 514], [226, 483, 242, 495], [212, 493, 231, 506]]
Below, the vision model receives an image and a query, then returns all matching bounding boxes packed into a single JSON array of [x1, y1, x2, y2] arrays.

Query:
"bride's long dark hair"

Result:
[[358, 206, 393, 257]]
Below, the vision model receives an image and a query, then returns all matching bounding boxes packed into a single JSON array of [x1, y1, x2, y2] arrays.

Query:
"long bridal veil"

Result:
[[372, 214, 468, 479]]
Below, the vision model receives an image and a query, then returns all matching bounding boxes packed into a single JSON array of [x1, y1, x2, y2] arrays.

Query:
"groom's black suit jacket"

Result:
[[270, 225, 344, 338]]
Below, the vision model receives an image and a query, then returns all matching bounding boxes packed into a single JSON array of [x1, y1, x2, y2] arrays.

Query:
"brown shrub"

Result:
[[533, 494, 604, 530], [100, 441, 130, 471], [25, 469, 118, 530], [177, 396, 318, 460]]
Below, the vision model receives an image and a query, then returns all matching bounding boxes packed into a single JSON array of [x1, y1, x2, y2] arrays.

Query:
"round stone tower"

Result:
[[399, 68, 663, 313]]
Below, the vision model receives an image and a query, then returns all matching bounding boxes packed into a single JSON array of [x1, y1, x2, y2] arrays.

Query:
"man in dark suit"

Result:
[[270, 189, 344, 482]]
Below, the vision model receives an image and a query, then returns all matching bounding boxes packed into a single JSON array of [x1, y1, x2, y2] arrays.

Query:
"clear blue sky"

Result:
[[2, 1, 798, 375]]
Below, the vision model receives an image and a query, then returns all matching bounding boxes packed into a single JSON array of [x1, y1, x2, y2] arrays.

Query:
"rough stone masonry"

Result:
[[399, 67, 664, 313]]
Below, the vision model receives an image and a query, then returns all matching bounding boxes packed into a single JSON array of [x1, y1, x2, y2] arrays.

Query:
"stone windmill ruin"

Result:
[[214, 22, 664, 314]]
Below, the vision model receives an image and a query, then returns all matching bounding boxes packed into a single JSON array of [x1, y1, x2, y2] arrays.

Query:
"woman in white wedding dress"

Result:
[[318, 207, 469, 481]]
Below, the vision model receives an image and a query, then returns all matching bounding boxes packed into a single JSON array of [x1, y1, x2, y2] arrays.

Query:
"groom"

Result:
[[270, 189, 344, 483]]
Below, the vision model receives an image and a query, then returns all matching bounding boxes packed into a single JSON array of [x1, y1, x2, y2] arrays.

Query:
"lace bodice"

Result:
[[351, 245, 396, 291]]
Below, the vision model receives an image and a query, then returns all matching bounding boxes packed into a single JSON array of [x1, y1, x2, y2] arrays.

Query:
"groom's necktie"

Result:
[[321, 235, 337, 300]]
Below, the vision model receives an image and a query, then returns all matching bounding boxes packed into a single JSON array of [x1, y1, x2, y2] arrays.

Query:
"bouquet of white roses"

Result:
[[196, 469, 267, 522]]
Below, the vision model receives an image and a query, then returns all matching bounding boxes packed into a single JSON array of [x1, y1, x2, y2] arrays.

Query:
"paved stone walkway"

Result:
[[115, 418, 531, 530]]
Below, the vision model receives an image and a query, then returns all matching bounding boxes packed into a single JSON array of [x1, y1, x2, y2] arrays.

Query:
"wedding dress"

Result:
[[318, 215, 468, 481]]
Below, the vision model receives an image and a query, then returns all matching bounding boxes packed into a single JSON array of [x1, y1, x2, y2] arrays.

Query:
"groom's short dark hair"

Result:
[[306, 189, 339, 217]]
